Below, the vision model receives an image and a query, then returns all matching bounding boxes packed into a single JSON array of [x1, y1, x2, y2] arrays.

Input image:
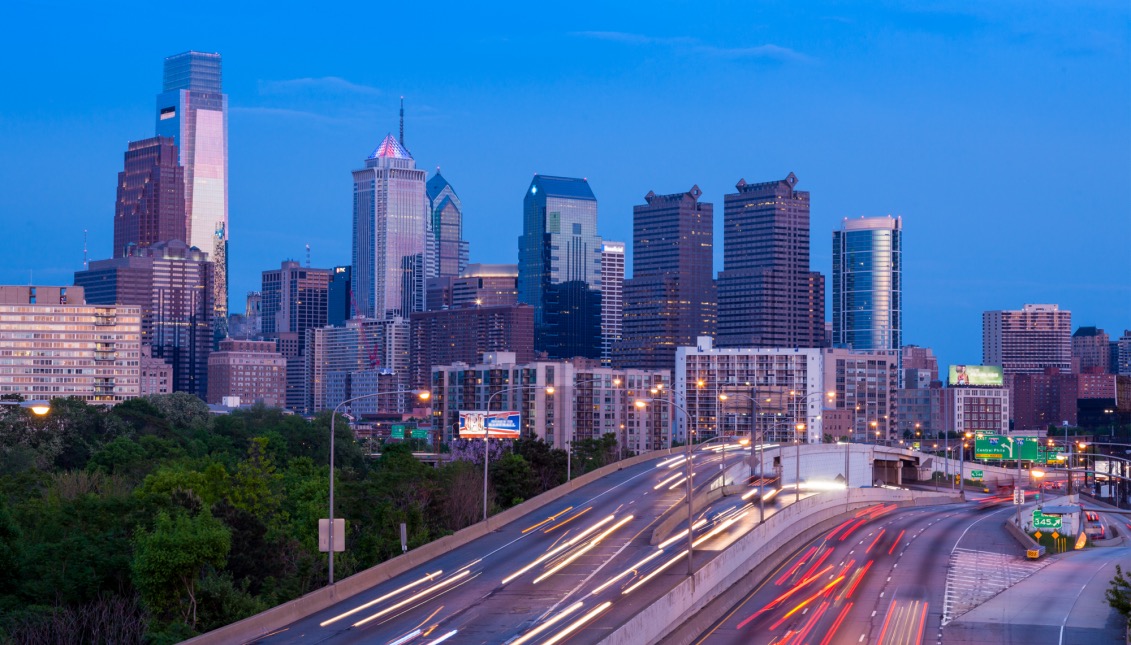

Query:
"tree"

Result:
[[131, 510, 231, 629], [491, 453, 537, 507], [1107, 564, 1131, 624]]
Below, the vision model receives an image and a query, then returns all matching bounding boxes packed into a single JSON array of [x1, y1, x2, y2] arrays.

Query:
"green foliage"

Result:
[[1107, 564, 1131, 623], [132, 509, 231, 628], [491, 453, 537, 507]]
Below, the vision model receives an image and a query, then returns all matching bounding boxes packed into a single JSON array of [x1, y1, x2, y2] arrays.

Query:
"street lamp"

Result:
[[328, 388, 430, 585], [719, 391, 766, 522], [483, 383, 555, 522], [0, 399, 51, 415], [635, 396, 696, 576], [789, 391, 835, 502]]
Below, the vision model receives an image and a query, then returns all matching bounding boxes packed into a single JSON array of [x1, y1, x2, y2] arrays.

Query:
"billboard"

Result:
[[459, 410, 521, 439], [949, 365, 1004, 387]]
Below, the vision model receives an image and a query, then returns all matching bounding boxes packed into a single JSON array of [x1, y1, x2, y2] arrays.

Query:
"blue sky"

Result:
[[1, 0, 1128, 369]]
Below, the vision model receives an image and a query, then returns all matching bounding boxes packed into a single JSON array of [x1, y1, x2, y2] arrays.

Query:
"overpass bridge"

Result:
[[186, 444, 970, 645]]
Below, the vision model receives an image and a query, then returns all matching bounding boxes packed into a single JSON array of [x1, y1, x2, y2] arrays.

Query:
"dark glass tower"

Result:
[[616, 185, 715, 369], [716, 173, 825, 348], [427, 171, 469, 279], [832, 216, 902, 350], [518, 175, 604, 358], [112, 136, 186, 258]]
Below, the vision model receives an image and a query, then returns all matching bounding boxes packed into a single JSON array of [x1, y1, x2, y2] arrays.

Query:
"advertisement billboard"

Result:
[[948, 364, 1004, 387], [459, 410, 522, 439]]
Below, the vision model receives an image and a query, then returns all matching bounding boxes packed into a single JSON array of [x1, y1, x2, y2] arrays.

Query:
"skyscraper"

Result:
[[616, 186, 715, 370], [352, 134, 428, 320], [427, 170, 469, 279], [260, 261, 331, 410], [983, 304, 1072, 386], [1072, 326, 1111, 373], [155, 51, 228, 340], [75, 240, 214, 398], [716, 173, 825, 348], [518, 175, 604, 357], [112, 136, 186, 258], [832, 216, 902, 350], [328, 265, 353, 326], [600, 241, 624, 365]]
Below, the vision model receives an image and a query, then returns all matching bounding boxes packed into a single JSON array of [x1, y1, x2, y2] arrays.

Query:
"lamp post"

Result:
[[957, 431, 971, 498], [636, 396, 696, 575], [482, 383, 555, 522], [789, 391, 835, 503], [328, 388, 430, 585], [719, 391, 767, 521]]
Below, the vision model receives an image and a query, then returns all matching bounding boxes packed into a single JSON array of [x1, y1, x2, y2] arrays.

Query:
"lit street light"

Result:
[[328, 388, 430, 585], [0, 399, 51, 415], [635, 396, 696, 575]]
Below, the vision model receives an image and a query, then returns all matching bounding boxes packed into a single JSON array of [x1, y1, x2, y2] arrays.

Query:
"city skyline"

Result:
[[1, 2, 1127, 371]]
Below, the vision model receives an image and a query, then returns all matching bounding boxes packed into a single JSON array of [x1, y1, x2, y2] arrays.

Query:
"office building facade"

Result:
[[832, 216, 902, 350], [328, 266, 353, 326], [518, 175, 604, 358], [155, 51, 229, 338], [600, 241, 624, 365], [352, 134, 428, 320], [617, 186, 715, 371], [716, 173, 825, 348], [983, 304, 1072, 384], [409, 304, 534, 389], [75, 240, 214, 398], [112, 136, 186, 258], [305, 317, 410, 414], [427, 171, 469, 279], [206, 339, 286, 407], [1073, 326, 1111, 373]]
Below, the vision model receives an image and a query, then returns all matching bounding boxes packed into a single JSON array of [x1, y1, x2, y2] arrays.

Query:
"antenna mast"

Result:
[[399, 96, 405, 146], [83, 229, 88, 268], [306, 244, 311, 268]]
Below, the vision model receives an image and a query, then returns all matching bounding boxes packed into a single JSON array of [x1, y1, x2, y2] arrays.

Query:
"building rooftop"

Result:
[[528, 175, 596, 201], [369, 133, 412, 160]]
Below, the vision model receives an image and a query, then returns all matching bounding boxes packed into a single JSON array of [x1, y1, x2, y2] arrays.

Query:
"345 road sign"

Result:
[[1032, 511, 1062, 530]]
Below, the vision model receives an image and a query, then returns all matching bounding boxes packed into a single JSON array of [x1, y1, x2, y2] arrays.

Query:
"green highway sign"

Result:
[[974, 434, 1044, 461], [391, 424, 405, 440], [411, 428, 429, 440], [971, 470, 983, 480], [1032, 511, 1062, 530]]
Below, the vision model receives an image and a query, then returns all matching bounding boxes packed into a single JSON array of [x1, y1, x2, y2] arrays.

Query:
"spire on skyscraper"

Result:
[[369, 134, 412, 160], [399, 96, 405, 146]]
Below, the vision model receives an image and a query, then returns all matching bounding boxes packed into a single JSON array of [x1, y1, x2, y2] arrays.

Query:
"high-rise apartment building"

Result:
[[304, 318, 410, 414], [206, 339, 286, 407], [600, 241, 624, 366], [75, 240, 214, 398], [112, 136, 186, 258], [408, 304, 535, 388], [716, 173, 825, 348], [352, 134, 428, 320], [983, 304, 1072, 381], [617, 186, 715, 370], [1073, 326, 1111, 373], [518, 175, 604, 358], [260, 260, 331, 410], [1117, 331, 1131, 376], [833, 216, 902, 350], [427, 171, 469, 279], [155, 51, 228, 339], [0, 296, 141, 404]]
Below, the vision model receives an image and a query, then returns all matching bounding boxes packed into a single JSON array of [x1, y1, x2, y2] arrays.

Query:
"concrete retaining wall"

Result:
[[600, 488, 961, 645], [650, 457, 751, 546], [184, 447, 679, 645]]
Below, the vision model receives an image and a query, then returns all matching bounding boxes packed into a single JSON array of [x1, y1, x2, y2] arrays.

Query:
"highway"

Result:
[[256, 443, 759, 645], [687, 496, 1130, 645]]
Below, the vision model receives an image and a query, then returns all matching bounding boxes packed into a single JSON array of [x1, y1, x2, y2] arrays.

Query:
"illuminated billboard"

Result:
[[948, 364, 1003, 387], [458, 410, 521, 439]]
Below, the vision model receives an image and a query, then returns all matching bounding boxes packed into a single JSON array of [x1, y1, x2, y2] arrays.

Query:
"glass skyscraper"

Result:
[[427, 171, 469, 279], [832, 216, 902, 350], [352, 134, 427, 320], [518, 175, 604, 358], [155, 51, 229, 340]]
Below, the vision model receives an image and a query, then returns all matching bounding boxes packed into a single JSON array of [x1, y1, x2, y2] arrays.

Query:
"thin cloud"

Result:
[[571, 31, 811, 63], [258, 76, 383, 97], [230, 106, 345, 124]]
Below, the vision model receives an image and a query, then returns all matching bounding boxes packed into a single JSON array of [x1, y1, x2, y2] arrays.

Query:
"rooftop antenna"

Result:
[[399, 96, 405, 146], [305, 244, 311, 268], [83, 229, 89, 269]]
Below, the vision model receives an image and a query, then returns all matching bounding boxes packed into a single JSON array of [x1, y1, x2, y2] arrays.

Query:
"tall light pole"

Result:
[[790, 391, 836, 503], [636, 396, 695, 575], [482, 383, 556, 522], [0, 399, 51, 416], [719, 391, 767, 521], [328, 388, 430, 585]]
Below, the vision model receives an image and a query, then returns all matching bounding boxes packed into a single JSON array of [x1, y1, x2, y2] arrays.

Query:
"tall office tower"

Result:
[[112, 137, 186, 258], [206, 339, 286, 407], [352, 134, 428, 320], [0, 288, 141, 404], [1117, 331, 1131, 375], [408, 304, 535, 388], [260, 261, 331, 410], [427, 170, 469, 278], [617, 186, 715, 370], [518, 175, 604, 357], [304, 317, 410, 414], [1073, 326, 1111, 373], [599, 241, 624, 366], [75, 240, 214, 398], [155, 51, 228, 340], [716, 173, 825, 348], [328, 265, 353, 326], [832, 216, 902, 350], [983, 304, 1072, 384], [452, 264, 518, 308]]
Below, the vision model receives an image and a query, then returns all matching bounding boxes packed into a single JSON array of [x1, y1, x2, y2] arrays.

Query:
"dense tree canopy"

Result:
[[0, 395, 583, 641]]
